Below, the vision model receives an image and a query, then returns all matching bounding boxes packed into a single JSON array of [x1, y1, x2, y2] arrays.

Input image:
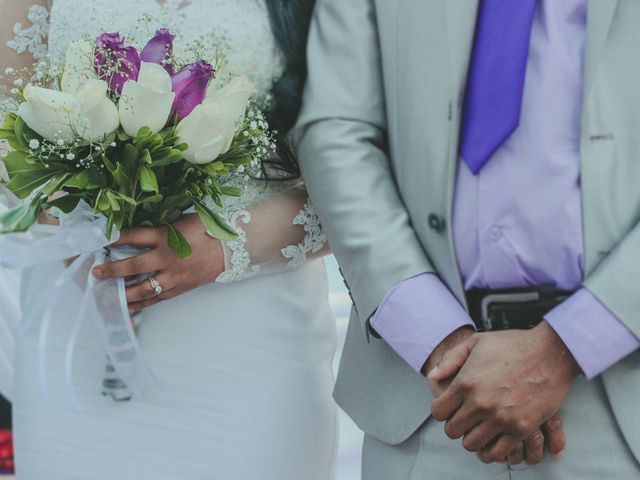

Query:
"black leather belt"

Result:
[[465, 286, 572, 332]]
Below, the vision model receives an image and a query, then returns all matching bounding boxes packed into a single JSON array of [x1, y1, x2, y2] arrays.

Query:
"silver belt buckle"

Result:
[[480, 292, 541, 331]]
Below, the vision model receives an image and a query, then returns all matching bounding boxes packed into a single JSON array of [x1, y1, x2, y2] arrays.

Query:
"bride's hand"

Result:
[[92, 214, 225, 314]]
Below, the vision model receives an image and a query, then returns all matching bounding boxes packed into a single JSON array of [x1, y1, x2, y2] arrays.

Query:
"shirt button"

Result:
[[428, 214, 446, 233], [489, 225, 502, 241]]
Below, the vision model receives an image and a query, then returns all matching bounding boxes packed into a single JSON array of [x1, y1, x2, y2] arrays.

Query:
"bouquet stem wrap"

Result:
[[0, 201, 160, 406]]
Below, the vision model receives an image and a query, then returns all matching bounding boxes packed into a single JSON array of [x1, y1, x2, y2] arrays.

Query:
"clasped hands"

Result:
[[423, 322, 580, 465]]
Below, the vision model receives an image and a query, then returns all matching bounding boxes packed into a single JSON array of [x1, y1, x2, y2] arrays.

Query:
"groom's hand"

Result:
[[424, 326, 568, 465], [429, 321, 579, 464], [422, 326, 475, 380]]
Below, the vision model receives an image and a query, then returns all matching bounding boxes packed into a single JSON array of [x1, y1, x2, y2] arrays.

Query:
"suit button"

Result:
[[428, 213, 446, 233]]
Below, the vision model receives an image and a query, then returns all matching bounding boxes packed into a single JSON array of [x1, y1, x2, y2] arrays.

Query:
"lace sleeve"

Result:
[[1, 2, 50, 87], [5, 4, 50, 63], [1, 2, 51, 171], [214, 184, 330, 283]]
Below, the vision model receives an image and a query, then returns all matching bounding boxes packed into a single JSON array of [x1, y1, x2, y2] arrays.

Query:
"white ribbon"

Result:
[[0, 201, 160, 404]]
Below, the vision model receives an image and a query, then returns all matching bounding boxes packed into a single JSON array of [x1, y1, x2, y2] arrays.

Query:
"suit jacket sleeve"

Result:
[[294, 0, 434, 334], [584, 225, 640, 340]]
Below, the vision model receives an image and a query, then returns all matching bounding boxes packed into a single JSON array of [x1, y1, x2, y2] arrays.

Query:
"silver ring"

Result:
[[148, 275, 163, 296]]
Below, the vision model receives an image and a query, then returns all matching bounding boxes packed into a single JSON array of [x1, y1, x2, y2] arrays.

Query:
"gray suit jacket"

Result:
[[295, 0, 640, 457]]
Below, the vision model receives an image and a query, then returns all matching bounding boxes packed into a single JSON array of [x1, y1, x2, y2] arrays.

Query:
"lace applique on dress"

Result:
[[215, 209, 262, 283], [281, 200, 327, 269], [6, 5, 50, 62]]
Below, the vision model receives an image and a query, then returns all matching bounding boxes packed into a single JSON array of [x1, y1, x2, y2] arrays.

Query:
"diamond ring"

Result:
[[148, 275, 163, 296]]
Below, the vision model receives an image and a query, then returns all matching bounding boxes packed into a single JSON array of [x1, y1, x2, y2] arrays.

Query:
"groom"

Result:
[[296, 0, 640, 478]]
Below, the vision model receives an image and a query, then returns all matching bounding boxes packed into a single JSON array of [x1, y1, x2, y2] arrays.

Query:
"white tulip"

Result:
[[75, 79, 119, 142], [61, 40, 99, 95], [18, 84, 85, 143], [205, 75, 255, 128], [118, 61, 175, 137], [176, 100, 235, 164]]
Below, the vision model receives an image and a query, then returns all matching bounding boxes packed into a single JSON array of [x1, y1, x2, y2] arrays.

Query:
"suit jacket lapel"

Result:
[[440, 0, 479, 304], [444, 0, 480, 109], [585, 0, 619, 96]]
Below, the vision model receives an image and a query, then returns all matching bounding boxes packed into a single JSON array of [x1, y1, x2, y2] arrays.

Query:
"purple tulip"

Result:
[[94, 32, 140, 94], [140, 28, 176, 75], [171, 60, 215, 120]]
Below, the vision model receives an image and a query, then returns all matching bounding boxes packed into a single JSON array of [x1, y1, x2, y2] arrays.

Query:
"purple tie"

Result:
[[461, 0, 537, 174]]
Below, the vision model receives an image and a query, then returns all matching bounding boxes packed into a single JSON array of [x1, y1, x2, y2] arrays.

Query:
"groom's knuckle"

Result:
[[512, 417, 532, 437], [473, 398, 491, 414], [495, 442, 513, 460], [493, 410, 510, 428], [462, 436, 480, 452], [431, 405, 446, 422], [444, 422, 459, 439], [458, 378, 474, 394], [477, 452, 493, 464]]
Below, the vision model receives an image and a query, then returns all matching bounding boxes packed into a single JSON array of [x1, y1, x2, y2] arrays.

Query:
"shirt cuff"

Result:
[[369, 273, 475, 373], [545, 288, 640, 379]]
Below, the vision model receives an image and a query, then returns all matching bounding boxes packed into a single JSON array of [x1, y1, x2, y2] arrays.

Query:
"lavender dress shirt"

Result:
[[370, 0, 640, 379]]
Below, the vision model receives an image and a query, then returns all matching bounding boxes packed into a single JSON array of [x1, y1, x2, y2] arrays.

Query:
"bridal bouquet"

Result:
[[0, 29, 275, 403], [1, 28, 274, 256]]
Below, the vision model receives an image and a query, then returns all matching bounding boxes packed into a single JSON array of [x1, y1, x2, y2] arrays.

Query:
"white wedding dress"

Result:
[[1, 2, 338, 479]]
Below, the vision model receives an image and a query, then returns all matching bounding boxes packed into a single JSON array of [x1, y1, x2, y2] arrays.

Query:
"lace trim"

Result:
[[282, 199, 327, 269], [214, 209, 261, 283], [6, 5, 50, 62]]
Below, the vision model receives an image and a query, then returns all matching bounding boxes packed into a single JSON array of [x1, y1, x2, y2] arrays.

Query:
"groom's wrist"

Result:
[[421, 326, 475, 376]]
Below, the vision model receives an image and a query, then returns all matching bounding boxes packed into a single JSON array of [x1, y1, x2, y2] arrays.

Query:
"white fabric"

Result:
[[9, 1, 338, 478], [0, 190, 20, 402]]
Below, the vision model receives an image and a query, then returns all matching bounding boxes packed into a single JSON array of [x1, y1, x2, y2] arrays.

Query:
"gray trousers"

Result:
[[362, 377, 640, 479]]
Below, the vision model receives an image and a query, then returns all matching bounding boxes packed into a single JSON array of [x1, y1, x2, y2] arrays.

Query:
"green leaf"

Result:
[[198, 162, 227, 177], [105, 191, 121, 211], [112, 162, 131, 188], [105, 214, 115, 240], [193, 200, 238, 241], [42, 173, 71, 196], [3, 151, 39, 177], [0, 194, 45, 232], [86, 166, 108, 188], [166, 224, 192, 259], [123, 143, 139, 165], [6, 171, 60, 199], [139, 165, 159, 193], [57, 64, 65, 91], [104, 131, 117, 146], [13, 116, 28, 149], [1, 112, 17, 131], [117, 129, 131, 142], [138, 194, 163, 205], [0, 129, 15, 140], [141, 149, 152, 165], [101, 154, 116, 173], [115, 192, 137, 206], [220, 186, 243, 197], [135, 126, 153, 141], [6, 137, 28, 153], [45, 194, 81, 214], [151, 150, 183, 167], [65, 170, 90, 189], [95, 189, 110, 212]]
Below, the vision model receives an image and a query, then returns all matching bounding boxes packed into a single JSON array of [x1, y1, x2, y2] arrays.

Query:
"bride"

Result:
[[0, 1, 338, 479]]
